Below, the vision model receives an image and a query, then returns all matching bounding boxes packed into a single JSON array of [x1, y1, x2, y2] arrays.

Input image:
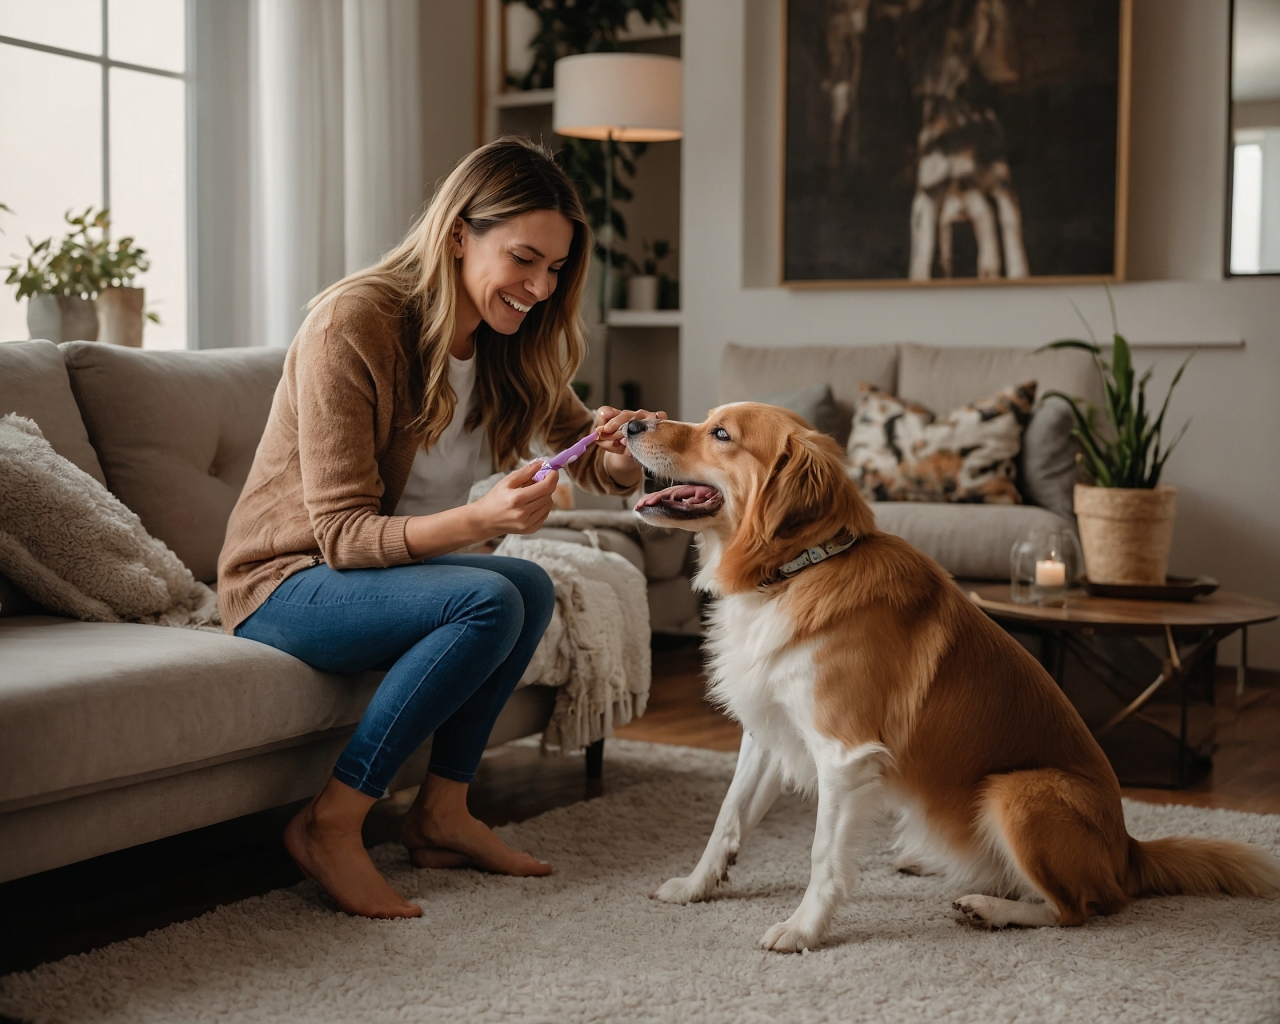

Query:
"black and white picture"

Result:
[[783, 0, 1130, 284]]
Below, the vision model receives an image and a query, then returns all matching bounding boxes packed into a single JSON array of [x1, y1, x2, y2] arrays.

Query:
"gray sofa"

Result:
[[0, 340, 567, 884], [719, 341, 1104, 580]]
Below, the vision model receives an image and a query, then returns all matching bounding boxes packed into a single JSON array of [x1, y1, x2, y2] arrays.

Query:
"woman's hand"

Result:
[[404, 461, 559, 560], [594, 405, 667, 490], [471, 459, 559, 536]]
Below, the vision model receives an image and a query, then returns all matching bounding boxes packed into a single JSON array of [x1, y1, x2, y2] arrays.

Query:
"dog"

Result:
[[626, 404, 1280, 952]]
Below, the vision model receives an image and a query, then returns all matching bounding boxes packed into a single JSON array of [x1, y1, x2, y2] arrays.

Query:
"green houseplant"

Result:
[[1040, 302, 1193, 586], [3, 207, 156, 345]]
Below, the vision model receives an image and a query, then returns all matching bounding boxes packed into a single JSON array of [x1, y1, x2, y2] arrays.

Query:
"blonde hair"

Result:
[[313, 136, 591, 468]]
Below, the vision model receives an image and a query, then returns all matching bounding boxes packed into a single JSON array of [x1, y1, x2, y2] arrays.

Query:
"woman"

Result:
[[218, 137, 663, 919]]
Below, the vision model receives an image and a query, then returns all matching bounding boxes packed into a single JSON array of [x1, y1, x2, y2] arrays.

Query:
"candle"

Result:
[[1035, 559, 1066, 588]]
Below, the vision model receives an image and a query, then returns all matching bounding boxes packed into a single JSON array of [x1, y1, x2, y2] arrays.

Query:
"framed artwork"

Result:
[[781, 0, 1132, 286]]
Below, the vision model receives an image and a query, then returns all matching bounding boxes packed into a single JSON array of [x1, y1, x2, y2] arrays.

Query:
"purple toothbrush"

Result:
[[532, 431, 599, 482]]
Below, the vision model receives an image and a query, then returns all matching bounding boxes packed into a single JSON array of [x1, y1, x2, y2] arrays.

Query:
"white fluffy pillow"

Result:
[[0, 413, 220, 628]]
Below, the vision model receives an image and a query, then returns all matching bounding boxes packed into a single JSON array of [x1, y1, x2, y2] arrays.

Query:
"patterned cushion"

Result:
[[847, 382, 1036, 504]]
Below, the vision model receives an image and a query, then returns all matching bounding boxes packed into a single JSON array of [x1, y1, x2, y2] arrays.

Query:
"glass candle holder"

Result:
[[1010, 529, 1083, 607]]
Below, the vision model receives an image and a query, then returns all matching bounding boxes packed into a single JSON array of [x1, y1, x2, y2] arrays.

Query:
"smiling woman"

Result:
[[215, 136, 664, 921]]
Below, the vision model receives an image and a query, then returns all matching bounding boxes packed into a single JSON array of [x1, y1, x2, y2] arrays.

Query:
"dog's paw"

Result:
[[952, 895, 1004, 929], [758, 916, 824, 953], [651, 874, 714, 904]]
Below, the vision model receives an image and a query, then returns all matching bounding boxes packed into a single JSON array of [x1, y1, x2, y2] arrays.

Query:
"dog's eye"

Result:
[[712, 427, 731, 442]]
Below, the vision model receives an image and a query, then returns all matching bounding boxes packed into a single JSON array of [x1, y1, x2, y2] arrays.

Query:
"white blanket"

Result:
[[0, 414, 220, 628], [495, 534, 651, 754]]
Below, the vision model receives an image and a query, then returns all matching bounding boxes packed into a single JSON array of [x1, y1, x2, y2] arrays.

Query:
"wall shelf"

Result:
[[1127, 340, 1245, 350], [607, 309, 682, 327], [493, 88, 554, 109]]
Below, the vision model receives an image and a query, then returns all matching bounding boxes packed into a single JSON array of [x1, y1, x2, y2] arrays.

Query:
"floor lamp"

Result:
[[553, 52, 682, 408]]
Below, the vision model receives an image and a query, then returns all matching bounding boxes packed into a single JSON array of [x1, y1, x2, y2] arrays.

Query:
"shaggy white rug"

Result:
[[3, 740, 1278, 1024]]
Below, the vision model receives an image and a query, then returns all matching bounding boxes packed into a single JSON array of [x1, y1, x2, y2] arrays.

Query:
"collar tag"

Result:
[[769, 531, 857, 584]]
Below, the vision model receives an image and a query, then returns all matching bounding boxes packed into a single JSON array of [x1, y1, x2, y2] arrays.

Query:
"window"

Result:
[[0, 0, 188, 348], [1231, 140, 1264, 275]]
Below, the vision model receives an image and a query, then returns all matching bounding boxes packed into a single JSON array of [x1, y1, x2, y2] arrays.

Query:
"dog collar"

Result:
[[764, 530, 857, 586]]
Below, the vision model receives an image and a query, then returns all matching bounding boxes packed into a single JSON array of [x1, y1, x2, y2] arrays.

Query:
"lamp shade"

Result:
[[553, 53, 682, 142]]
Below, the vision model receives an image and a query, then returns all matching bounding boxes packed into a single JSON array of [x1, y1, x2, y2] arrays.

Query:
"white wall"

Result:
[[420, 0, 477, 197], [682, 0, 1280, 669]]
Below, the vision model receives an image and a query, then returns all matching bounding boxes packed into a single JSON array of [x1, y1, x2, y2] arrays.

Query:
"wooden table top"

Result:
[[967, 582, 1280, 631]]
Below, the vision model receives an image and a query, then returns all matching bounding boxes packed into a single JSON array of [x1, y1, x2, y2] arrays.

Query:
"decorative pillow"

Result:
[[758, 383, 844, 442], [1019, 397, 1082, 519], [847, 381, 1036, 504], [0, 413, 220, 628]]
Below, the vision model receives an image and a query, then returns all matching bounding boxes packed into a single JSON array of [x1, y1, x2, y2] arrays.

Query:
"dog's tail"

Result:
[[1125, 835, 1280, 899]]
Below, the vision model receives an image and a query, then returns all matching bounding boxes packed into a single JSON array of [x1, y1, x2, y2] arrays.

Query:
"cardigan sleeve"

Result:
[[293, 313, 416, 569], [545, 385, 636, 496]]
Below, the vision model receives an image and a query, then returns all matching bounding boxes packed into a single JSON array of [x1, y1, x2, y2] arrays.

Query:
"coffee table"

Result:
[[968, 584, 1279, 787]]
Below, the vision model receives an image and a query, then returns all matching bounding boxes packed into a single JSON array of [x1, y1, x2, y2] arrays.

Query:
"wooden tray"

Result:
[[1082, 576, 1219, 602]]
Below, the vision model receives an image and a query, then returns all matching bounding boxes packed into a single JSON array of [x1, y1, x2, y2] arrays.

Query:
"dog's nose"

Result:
[[626, 419, 655, 437]]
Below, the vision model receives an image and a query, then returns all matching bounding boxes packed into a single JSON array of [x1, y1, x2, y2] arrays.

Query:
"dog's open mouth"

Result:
[[634, 483, 724, 519]]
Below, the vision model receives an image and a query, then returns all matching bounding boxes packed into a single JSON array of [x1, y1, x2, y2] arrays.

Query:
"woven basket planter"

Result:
[[1074, 483, 1177, 586]]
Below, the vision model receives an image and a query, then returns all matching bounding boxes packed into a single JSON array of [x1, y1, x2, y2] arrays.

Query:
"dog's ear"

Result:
[[761, 430, 851, 540], [719, 428, 869, 592]]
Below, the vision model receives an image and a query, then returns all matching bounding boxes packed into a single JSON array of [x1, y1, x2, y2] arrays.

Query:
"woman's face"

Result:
[[454, 210, 575, 336]]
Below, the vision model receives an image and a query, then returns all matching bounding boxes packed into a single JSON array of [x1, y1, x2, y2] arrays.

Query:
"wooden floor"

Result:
[[2, 636, 1277, 981]]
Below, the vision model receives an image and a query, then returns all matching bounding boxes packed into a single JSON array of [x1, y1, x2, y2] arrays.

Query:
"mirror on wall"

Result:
[[1230, 0, 1280, 275]]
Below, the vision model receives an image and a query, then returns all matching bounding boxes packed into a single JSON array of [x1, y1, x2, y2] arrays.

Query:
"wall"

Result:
[[420, 0, 478, 196], [682, 0, 1280, 668]]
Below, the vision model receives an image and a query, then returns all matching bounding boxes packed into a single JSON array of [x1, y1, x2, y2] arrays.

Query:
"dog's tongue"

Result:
[[636, 484, 722, 511]]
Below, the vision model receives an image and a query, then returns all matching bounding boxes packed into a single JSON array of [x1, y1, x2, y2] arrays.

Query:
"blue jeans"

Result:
[[235, 555, 555, 798]]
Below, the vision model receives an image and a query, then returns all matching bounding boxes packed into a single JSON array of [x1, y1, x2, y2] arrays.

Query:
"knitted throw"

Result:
[[0, 414, 220, 629]]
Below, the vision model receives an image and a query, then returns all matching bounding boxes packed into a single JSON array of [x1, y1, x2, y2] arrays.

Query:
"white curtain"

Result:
[[250, 0, 424, 348]]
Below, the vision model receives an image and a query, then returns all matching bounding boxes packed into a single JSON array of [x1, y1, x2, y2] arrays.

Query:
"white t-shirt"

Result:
[[394, 353, 486, 517]]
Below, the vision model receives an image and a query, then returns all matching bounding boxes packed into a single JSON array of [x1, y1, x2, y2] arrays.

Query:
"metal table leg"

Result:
[[1236, 625, 1249, 703], [1095, 625, 1226, 737]]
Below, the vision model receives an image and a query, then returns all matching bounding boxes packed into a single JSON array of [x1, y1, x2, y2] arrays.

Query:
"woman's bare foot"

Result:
[[285, 777, 422, 919], [402, 773, 552, 876]]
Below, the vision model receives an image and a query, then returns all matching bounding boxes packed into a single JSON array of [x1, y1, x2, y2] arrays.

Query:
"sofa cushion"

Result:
[[1019, 398, 1081, 519], [0, 340, 106, 485], [896, 342, 1103, 420], [719, 343, 898, 446], [0, 616, 382, 810], [871, 502, 1074, 580], [759, 383, 843, 441], [0, 341, 110, 617], [62, 343, 287, 582]]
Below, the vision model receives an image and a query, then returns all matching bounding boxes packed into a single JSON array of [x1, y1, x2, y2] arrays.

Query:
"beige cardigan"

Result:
[[217, 286, 627, 631]]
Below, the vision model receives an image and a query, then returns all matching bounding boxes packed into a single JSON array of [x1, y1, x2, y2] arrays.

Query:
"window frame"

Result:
[[0, 0, 196, 346]]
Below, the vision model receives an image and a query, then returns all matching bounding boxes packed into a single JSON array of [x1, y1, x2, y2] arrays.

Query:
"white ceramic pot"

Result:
[[96, 286, 145, 347], [1073, 483, 1178, 586], [26, 295, 62, 341], [627, 274, 659, 311]]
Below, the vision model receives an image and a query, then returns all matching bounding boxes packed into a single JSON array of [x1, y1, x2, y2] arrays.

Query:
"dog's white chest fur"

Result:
[[703, 589, 821, 794]]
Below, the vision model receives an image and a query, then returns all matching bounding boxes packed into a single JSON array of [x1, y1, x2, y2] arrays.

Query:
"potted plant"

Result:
[[3, 207, 157, 345], [627, 238, 671, 311], [1041, 307, 1193, 587]]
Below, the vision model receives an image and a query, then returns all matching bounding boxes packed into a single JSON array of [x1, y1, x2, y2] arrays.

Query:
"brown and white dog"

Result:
[[627, 404, 1280, 952]]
